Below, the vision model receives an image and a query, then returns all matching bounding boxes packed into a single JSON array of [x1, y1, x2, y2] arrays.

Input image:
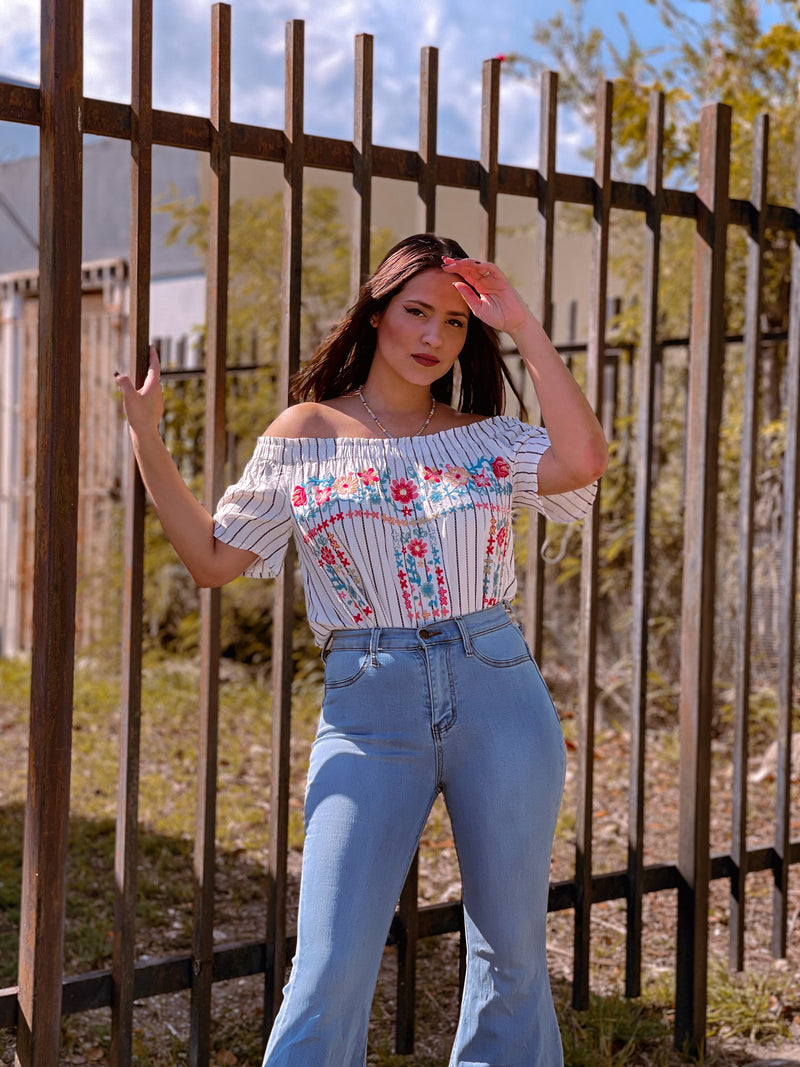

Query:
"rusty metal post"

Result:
[[773, 124, 800, 961], [675, 102, 730, 1057], [626, 89, 664, 999], [15, 0, 83, 1063], [351, 34, 373, 297], [573, 77, 611, 1013], [417, 47, 438, 233], [189, 7, 231, 1064], [478, 58, 499, 262], [264, 17, 304, 1035], [111, 3, 152, 1063], [524, 70, 558, 659], [730, 113, 768, 972]]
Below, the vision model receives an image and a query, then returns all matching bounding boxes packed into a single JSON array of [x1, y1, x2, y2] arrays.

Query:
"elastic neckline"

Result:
[[258, 414, 514, 446]]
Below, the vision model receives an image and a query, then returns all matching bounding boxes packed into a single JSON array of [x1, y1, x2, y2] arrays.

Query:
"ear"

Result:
[[369, 312, 380, 328]]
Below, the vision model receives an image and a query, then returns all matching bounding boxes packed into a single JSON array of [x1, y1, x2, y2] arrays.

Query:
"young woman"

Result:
[[117, 233, 608, 1066]]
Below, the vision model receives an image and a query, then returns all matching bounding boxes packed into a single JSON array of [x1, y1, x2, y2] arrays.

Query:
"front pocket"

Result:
[[323, 647, 370, 689], [469, 621, 534, 668]]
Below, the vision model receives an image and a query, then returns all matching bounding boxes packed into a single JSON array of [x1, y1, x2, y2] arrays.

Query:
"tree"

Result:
[[506, 0, 798, 712]]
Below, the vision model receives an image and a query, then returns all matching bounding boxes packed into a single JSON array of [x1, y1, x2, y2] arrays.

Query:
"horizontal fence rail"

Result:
[[1, 3, 799, 1065]]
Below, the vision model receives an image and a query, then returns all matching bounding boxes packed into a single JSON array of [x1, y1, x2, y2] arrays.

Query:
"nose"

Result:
[[422, 319, 442, 347]]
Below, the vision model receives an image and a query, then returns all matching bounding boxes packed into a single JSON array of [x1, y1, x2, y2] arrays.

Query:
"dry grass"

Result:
[[1, 653, 799, 1066]]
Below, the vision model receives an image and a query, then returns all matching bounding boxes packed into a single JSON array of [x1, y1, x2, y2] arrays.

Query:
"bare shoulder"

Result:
[[436, 406, 491, 431], [261, 399, 360, 439]]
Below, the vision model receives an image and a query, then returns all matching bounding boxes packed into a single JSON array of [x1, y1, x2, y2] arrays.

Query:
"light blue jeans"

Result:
[[262, 603, 566, 1067]]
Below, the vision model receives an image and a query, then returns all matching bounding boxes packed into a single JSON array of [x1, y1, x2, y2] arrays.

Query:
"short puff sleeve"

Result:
[[509, 423, 598, 523], [213, 438, 293, 579]]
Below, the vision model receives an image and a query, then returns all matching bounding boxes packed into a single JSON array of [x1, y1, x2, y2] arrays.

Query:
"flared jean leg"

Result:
[[442, 649, 567, 1067], [262, 643, 439, 1067]]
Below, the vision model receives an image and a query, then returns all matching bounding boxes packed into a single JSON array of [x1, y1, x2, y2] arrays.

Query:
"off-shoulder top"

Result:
[[213, 416, 596, 646]]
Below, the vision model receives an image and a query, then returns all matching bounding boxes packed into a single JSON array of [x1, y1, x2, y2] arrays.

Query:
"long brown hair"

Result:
[[290, 233, 524, 417]]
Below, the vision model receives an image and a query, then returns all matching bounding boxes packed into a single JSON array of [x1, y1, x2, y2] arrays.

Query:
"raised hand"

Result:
[[441, 256, 531, 337], [115, 345, 164, 438]]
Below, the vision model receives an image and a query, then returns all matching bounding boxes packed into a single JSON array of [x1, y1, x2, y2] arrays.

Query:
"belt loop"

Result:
[[369, 627, 380, 668], [321, 633, 334, 663], [454, 615, 474, 656]]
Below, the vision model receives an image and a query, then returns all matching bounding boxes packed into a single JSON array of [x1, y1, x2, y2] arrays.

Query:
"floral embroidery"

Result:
[[390, 478, 419, 504], [408, 538, 428, 558], [332, 472, 359, 496], [287, 448, 518, 624], [443, 464, 469, 487], [358, 467, 379, 486]]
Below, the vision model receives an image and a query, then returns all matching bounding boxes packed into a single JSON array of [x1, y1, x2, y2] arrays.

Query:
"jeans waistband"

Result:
[[322, 602, 518, 660]]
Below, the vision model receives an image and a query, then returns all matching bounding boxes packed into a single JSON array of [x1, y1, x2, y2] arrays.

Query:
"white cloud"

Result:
[[1, 0, 595, 167]]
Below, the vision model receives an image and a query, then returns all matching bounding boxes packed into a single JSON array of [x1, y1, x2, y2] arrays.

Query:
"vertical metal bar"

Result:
[[626, 89, 664, 1000], [524, 70, 558, 661], [417, 47, 438, 233], [675, 102, 730, 1057], [189, 7, 231, 1065], [479, 58, 500, 262], [730, 113, 768, 972], [351, 34, 373, 297], [772, 124, 800, 961], [111, 0, 151, 1062], [16, 0, 83, 1063], [395, 852, 419, 1054], [572, 77, 612, 1012], [265, 17, 304, 1034]]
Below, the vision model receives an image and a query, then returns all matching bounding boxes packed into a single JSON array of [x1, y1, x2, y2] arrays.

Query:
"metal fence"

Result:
[[0, 1, 799, 1064]]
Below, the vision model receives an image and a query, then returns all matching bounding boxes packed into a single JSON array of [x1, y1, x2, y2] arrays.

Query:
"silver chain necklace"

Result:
[[357, 386, 436, 438]]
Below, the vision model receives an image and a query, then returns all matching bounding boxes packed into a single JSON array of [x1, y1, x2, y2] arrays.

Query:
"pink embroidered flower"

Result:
[[332, 472, 359, 496], [291, 485, 307, 507], [443, 464, 469, 487], [423, 466, 442, 483], [358, 467, 380, 486], [390, 478, 419, 504], [314, 484, 332, 505], [319, 546, 336, 566], [492, 456, 510, 479], [408, 538, 428, 559], [472, 471, 492, 488]]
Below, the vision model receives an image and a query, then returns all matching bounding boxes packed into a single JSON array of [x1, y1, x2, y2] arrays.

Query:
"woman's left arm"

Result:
[[443, 257, 608, 495]]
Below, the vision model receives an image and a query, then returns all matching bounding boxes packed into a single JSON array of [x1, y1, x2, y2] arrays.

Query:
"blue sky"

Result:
[[0, 0, 776, 171]]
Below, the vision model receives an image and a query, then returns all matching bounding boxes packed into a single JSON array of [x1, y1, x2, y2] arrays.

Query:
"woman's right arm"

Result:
[[115, 348, 258, 587]]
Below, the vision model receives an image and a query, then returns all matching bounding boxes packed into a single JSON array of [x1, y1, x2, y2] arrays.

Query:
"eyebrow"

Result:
[[405, 299, 469, 319]]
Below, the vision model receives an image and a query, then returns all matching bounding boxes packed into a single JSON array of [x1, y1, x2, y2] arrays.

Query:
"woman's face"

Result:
[[369, 268, 470, 389]]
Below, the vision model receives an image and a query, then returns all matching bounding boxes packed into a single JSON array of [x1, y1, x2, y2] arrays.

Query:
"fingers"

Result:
[[114, 346, 161, 394], [442, 256, 502, 284]]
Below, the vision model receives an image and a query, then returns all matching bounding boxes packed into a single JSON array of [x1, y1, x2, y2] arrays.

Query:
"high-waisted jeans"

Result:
[[262, 603, 566, 1067]]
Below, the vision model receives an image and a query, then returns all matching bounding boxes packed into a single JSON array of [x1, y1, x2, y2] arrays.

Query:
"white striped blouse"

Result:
[[213, 416, 597, 646]]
